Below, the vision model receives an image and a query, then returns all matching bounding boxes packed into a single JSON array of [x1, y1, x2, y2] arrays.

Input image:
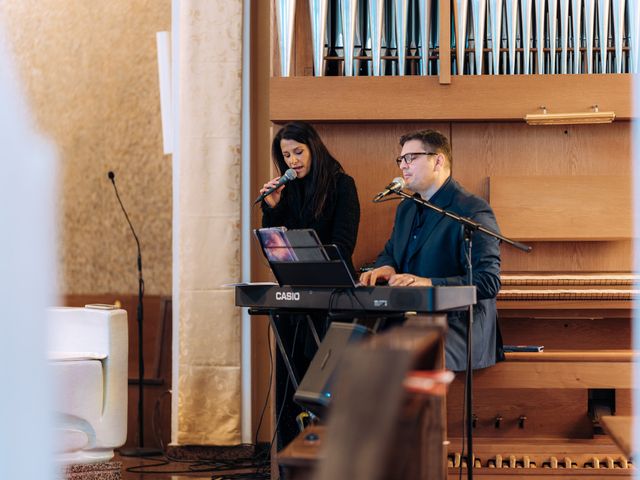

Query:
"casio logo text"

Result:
[[275, 291, 300, 301]]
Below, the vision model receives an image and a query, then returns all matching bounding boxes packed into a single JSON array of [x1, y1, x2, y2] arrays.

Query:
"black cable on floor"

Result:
[[124, 325, 279, 479]]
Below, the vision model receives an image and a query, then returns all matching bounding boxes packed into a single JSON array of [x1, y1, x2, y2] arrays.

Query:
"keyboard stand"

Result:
[[268, 313, 322, 391]]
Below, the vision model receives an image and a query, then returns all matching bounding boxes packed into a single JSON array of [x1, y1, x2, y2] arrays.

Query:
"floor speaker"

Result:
[[294, 321, 370, 417]]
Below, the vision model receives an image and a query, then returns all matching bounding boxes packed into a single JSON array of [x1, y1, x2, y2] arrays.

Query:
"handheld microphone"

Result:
[[254, 168, 297, 204], [373, 177, 405, 203]]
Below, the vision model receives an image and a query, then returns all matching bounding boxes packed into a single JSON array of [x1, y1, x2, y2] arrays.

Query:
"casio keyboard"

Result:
[[237, 283, 473, 411], [235, 284, 476, 314]]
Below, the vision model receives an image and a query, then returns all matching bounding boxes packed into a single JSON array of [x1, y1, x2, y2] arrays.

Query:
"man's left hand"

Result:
[[388, 273, 432, 287]]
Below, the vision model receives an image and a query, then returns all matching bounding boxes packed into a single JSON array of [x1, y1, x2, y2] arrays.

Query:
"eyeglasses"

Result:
[[395, 152, 437, 166]]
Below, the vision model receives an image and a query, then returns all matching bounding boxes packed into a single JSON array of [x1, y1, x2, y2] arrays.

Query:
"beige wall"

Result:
[[2, 0, 246, 447], [0, 0, 172, 295]]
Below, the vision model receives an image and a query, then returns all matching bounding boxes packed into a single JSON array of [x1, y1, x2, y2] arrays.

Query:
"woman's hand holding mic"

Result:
[[260, 177, 285, 208]]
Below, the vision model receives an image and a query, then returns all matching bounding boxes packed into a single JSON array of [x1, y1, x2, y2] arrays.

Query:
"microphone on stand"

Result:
[[254, 168, 297, 204], [373, 177, 406, 203], [107, 170, 162, 457]]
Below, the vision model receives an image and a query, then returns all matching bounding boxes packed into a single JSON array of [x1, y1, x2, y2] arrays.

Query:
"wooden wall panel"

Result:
[[314, 122, 450, 270], [500, 240, 632, 273], [307, 121, 632, 274], [490, 175, 632, 241], [499, 318, 631, 350], [451, 121, 632, 273], [271, 1, 279, 78], [271, 0, 314, 77], [294, 0, 313, 76], [451, 122, 631, 193], [285, 121, 637, 274], [447, 386, 593, 438], [438, 0, 451, 84], [270, 76, 632, 121]]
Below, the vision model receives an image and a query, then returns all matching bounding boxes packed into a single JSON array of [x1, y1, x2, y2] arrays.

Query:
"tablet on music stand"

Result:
[[254, 228, 357, 288], [254, 227, 298, 262]]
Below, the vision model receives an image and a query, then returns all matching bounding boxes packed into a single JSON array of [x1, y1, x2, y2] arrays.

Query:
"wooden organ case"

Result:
[[447, 273, 635, 477], [446, 172, 635, 476], [251, 0, 636, 477]]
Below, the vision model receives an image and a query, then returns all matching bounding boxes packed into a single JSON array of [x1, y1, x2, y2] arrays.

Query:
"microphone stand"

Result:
[[391, 188, 531, 480], [108, 172, 162, 457]]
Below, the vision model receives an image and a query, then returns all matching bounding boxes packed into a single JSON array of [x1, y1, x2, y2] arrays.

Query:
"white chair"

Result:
[[48, 306, 128, 464]]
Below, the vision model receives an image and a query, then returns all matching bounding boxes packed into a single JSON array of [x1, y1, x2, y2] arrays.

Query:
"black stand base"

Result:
[[118, 446, 163, 457]]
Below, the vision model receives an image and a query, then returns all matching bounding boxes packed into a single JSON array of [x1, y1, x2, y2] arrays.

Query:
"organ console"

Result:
[[445, 273, 637, 477], [498, 273, 640, 302]]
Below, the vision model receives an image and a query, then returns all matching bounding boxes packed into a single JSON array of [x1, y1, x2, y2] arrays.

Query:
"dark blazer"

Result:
[[375, 177, 501, 371]]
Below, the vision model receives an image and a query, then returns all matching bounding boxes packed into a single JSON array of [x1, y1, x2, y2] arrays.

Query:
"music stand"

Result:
[[254, 228, 357, 382], [254, 228, 358, 289]]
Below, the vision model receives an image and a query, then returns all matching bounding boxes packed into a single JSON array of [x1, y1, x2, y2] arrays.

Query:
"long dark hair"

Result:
[[271, 121, 344, 219]]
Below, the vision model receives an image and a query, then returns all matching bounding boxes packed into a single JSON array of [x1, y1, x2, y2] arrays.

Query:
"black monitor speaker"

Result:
[[294, 321, 370, 417]]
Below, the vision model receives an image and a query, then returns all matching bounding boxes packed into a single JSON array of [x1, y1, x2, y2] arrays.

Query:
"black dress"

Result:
[[261, 171, 360, 449]]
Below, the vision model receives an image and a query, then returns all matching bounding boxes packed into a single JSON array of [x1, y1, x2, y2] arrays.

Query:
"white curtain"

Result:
[[174, 0, 243, 445]]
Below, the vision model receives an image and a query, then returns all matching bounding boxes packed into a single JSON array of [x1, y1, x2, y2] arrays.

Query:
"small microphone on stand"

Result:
[[107, 171, 162, 457], [373, 177, 405, 203]]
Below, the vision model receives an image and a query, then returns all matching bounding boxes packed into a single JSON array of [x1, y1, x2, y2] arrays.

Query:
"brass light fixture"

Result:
[[524, 105, 615, 125]]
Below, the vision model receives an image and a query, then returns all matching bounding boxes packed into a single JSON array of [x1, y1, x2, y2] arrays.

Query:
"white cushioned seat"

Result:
[[48, 306, 128, 464]]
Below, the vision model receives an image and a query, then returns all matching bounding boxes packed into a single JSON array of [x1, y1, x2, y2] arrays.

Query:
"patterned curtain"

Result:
[[174, 0, 243, 444]]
